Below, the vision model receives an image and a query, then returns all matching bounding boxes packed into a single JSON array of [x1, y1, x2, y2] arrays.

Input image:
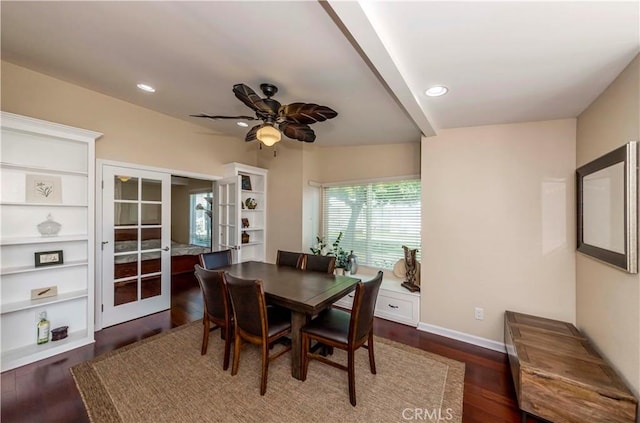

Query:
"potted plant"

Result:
[[311, 232, 350, 273]]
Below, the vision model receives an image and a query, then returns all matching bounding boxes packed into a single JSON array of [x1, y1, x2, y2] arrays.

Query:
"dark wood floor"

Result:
[[1, 274, 539, 423]]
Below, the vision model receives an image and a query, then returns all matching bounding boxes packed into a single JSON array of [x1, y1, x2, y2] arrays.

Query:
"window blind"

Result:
[[322, 179, 421, 269]]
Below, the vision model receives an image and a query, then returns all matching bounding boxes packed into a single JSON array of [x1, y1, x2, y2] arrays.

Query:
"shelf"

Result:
[[0, 162, 88, 176], [240, 241, 263, 247], [1, 289, 88, 314], [241, 209, 263, 212], [1, 260, 88, 276], [1, 329, 94, 372], [0, 235, 88, 246], [241, 189, 264, 194], [1, 112, 98, 373], [241, 227, 264, 232], [0, 202, 87, 207]]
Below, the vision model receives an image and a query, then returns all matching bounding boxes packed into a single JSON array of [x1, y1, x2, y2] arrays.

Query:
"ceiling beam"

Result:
[[325, 0, 436, 137]]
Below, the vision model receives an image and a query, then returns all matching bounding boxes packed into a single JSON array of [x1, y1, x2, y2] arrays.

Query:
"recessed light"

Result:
[[237, 122, 249, 128], [425, 86, 448, 97], [137, 83, 156, 93]]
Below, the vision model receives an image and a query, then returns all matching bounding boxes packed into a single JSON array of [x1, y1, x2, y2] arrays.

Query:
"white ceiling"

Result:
[[1, 1, 638, 147]]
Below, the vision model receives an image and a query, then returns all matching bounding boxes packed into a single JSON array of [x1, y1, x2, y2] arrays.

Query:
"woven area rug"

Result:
[[72, 322, 464, 423]]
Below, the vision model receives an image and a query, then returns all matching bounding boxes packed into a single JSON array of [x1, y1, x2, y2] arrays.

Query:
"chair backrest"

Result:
[[224, 272, 267, 339], [276, 250, 304, 269], [303, 254, 336, 274], [199, 249, 232, 270], [349, 271, 384, 344], [194, 264, 231, 322]]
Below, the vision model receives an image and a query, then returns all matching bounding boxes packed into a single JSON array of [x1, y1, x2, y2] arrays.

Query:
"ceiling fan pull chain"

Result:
[[274, 147, 277, 157]]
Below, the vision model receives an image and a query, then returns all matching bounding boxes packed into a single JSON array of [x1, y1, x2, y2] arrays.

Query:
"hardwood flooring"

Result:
[[1, 274, 540, 423]]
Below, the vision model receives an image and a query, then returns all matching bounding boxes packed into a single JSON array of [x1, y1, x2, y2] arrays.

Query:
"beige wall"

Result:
[[1, 61, 256, 176], [316, 143, 421, 183], [258, 142, 305, 263], [576, 55, 640, 397], [421, 119, 577, 343]]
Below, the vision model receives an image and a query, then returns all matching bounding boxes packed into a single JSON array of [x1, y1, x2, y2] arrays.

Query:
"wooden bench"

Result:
[[504, 311, 637, 423]]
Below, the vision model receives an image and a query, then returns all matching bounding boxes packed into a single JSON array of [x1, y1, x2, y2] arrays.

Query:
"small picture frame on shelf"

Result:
[[241, 174, 252, 191], [26, 174, 62, 204], [242, 218, 250, 228], [34, 250, 64, 267], [30, 286, 58, 300]]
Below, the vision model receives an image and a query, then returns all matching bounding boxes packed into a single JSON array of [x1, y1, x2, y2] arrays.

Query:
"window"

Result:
[[322, 179, 421, 269], [190, 192, 212, 247]]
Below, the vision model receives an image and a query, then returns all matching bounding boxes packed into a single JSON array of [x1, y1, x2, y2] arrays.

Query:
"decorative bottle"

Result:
[[348, 250, 358, 275], [37, 311, 50, 345]]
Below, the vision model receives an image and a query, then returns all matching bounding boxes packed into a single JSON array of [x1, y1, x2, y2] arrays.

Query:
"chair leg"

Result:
[[201, 318, 210, 355], [368, 331, 376, 374], [222, 326, 231, 371], [260, 343, 269, 395], [348, 349, 356, 406], [231, 334, 242, 376], [301, 332, 309, 381]]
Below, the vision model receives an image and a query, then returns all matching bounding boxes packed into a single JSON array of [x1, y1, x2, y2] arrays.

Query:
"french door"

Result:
[[101, 165, 171, 327], [216, 175, 241, 263]]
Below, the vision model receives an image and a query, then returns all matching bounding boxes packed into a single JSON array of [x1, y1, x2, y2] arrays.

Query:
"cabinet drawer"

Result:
[[375, 292, 417, 325]]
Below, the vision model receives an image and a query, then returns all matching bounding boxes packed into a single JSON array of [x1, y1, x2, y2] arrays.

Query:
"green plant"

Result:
[[310, 232, 350, 269]]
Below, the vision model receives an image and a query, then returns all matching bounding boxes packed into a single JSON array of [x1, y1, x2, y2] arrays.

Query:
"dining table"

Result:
[[221, 261, 361, 380]]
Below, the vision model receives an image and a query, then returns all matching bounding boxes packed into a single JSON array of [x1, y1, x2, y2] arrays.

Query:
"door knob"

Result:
[[162, 246, 170, 251]]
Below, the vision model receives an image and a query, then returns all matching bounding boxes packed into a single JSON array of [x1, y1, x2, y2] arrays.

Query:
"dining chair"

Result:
[[300, 271, 383, 406], [193, 265, 233, 370], [199, 249, 232, 270], [276, 250, 305, 269], [224, 272, 292, 395], [302, 254, 336, 274]]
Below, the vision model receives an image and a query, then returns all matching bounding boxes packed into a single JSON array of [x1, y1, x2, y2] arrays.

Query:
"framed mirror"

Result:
[[577, 141, 637, 273]]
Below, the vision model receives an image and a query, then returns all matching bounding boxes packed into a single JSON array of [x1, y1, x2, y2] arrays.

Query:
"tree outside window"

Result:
[[322, 180, 420, 269], [190, 192, 212, 247]]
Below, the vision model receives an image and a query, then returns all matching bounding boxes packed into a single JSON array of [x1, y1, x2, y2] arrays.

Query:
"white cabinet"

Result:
[[220, 162, 267, 263], [333, 270, 420, 327], [0, 112, 101, 371]]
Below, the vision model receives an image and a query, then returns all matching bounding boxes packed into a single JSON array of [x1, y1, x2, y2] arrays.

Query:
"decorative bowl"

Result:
[[37, 214, 61, 237]]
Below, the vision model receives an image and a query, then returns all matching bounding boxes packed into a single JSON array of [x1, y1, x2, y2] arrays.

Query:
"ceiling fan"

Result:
[[191, 83, 338, 146]]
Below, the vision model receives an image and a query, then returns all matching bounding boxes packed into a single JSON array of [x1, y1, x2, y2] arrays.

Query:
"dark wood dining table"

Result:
[[221, 261, 361, 380]]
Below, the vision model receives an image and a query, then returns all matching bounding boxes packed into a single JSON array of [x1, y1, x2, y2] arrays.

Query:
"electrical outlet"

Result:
[[474, 307, 484, 321]]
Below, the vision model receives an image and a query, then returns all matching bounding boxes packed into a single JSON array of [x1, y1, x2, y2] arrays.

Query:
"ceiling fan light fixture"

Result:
[[256, 124, 281, 147], [425, 86, 448, 97], [236, 121, 249, 128]]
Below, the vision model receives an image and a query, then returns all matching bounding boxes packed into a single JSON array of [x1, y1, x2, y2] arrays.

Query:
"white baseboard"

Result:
[[417, 322, 506, 353]]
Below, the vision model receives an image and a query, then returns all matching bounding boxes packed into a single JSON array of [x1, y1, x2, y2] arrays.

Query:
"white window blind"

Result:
[[322, 179, 421, 269]]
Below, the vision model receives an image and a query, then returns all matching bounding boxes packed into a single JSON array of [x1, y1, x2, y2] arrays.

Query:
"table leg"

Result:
[[290, 311, 308, 380]]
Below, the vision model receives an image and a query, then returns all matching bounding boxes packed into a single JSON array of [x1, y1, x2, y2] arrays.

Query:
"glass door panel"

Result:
[[102, 165, 171, 327]]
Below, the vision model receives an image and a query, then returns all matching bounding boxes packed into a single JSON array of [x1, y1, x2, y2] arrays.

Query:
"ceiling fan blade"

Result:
[[190, 114, 257, 120], [245, 125, 260, 142], [279, 103, 338, 125], [233, 84, 275, 115], [279, 122, 316, 143]]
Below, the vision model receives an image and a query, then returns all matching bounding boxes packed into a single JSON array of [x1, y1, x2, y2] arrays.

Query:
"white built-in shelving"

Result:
[[0, 112, 101, 371], [221, 163, 268, 263]]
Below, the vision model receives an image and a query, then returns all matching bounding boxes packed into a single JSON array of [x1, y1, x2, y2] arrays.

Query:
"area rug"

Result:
[[71, 322, 464, 423]]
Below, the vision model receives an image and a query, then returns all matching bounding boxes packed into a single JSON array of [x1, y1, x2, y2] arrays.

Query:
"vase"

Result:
[[347, 250, 358, 275]]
